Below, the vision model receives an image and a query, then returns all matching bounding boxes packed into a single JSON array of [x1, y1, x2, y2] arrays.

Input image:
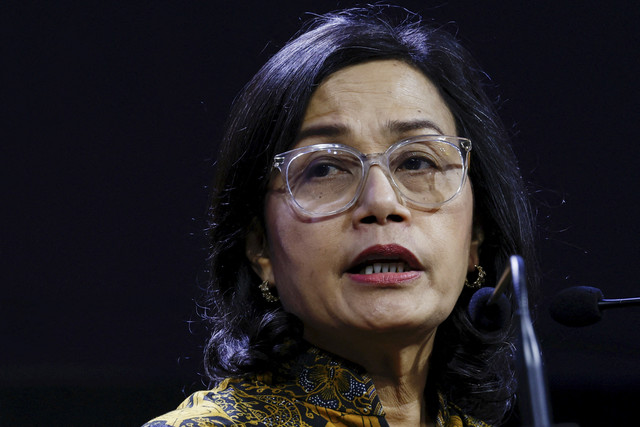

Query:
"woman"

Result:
[[145, 6, 536, 427]]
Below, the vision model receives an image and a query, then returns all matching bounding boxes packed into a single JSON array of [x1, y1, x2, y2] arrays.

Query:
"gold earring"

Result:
[[259, 280, 279, 303], [464, 265, 486, 289]]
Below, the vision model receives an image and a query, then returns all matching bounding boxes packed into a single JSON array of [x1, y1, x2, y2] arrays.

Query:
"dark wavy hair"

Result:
[[202, 6, 536, 425]]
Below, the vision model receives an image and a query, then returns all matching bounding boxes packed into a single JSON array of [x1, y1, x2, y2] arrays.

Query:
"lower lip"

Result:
[[347, 271, 422, 286]]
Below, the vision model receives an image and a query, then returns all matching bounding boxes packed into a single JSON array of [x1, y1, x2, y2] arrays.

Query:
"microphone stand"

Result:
[[501, 255, 552, 427]]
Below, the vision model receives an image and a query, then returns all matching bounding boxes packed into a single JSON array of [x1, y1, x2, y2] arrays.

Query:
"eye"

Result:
[[302, 157, 350, 180], [396, 154, 437, 172], [307, 162, 341, 177]]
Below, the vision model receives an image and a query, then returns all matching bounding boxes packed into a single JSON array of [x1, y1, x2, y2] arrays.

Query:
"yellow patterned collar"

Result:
[[256, 343, 385, 417]]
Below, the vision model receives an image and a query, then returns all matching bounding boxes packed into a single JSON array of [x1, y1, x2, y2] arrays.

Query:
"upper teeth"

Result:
[[360, 262, 406, 274]]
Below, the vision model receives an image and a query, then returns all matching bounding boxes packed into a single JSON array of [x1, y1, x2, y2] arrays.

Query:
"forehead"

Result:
[[296, 59, 457, 150]]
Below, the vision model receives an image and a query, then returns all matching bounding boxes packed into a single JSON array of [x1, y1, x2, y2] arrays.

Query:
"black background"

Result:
[[3, 1, 639, 425]]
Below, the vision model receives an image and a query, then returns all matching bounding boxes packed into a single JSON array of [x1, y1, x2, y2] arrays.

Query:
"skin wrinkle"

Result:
[[251, 60, 478, 427], [294, 118, 447, 148]]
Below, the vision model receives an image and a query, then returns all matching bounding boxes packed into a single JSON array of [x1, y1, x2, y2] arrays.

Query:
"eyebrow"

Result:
[[295, 123, 349, 143], [386, 119, 446, 135], [295, 119, 447, 143]]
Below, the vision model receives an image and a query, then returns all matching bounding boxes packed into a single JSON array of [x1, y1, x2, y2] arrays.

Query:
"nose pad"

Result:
[[352, 165, 410, 224]]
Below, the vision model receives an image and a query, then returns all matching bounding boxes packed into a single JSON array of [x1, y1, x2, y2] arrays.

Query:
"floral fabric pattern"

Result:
[[143, 346, 491, 427]]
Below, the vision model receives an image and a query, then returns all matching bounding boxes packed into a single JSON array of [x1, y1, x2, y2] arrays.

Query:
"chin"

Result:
[[351, 312, 446, 337]]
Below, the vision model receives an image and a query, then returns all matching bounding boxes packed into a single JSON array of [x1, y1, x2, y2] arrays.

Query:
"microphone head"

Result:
[[468, 287, 511, 332], [549, 286, 604, 327]]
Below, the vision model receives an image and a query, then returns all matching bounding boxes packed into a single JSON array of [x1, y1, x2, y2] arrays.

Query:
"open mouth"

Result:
[[347, 244, 422, 276], [350, 260, 410, 274]]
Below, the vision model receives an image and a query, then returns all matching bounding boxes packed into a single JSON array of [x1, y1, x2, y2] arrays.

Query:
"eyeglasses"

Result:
[[272, 135, 471, 218]]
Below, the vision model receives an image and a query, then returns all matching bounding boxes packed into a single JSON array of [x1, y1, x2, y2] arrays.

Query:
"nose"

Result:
[[352, 166, 411, 225]]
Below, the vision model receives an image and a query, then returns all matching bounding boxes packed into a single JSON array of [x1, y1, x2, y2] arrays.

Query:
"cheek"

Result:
[[455, 184, 475, 240], [265, 200, 301, 276], [264, 198, 354, 328], [429, 185, 475, 275], [265, 196, 333, 291]]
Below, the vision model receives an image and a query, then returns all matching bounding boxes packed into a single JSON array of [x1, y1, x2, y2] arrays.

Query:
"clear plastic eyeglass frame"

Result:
[[271, 135, 472, 218]]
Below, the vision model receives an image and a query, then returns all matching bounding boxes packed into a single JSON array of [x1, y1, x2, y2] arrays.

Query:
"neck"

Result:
[[306, 328, 438, 427]]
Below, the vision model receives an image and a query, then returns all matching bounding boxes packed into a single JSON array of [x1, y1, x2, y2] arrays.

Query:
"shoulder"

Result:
[[142, 382, 240, 427], [142, 377, 311, 427], [445, 413, 494, 427], [437, 392, 494, 427]]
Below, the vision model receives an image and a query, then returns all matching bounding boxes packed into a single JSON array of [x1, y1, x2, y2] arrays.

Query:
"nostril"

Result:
[[360, 215, 377, 224], [388, 214, 403, 222], [359, 214, 404, 224]]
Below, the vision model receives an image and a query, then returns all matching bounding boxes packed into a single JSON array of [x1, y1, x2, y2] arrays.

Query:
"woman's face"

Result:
[[251, 60, 478, 348]]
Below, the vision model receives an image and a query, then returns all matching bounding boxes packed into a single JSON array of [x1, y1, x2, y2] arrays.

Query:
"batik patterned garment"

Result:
[[144, 345, 491, 427]]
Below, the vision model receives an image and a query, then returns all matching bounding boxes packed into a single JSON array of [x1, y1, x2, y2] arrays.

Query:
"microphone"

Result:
[[468, 264, 513, 331], [471, 257, 582, 424], [468, 287, 511, 331], [549, 286, 640, 327]]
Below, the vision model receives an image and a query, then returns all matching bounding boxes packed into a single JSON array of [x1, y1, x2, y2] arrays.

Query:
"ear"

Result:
[[468, 223, 483, 272], [245, 218, 275, 284]]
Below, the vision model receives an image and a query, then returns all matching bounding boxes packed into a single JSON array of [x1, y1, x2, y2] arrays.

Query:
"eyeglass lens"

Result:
[[286, 140, 465, 215]]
